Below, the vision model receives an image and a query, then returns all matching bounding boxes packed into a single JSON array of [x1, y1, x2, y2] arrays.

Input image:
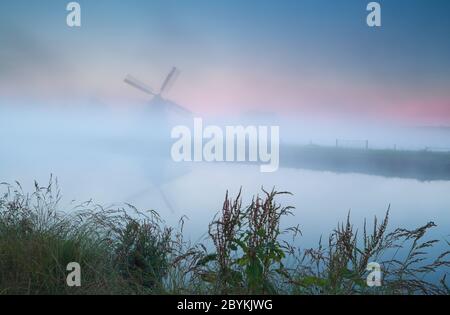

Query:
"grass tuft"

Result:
[[0, 178, 448, 295]]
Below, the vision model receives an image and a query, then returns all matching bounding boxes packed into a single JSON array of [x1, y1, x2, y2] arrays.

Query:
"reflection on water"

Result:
[[1, 106, 449, 252]]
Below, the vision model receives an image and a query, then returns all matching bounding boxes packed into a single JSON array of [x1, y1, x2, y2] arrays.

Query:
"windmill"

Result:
[[124, 67, 192, 212], [125, 67, 191, 117]]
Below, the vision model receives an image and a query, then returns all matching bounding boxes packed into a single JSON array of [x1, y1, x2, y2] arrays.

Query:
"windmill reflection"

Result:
[[124, 67, 192, 213]]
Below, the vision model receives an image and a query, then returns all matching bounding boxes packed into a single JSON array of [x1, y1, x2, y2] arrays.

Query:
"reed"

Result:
[[0, 178, 448, 295]]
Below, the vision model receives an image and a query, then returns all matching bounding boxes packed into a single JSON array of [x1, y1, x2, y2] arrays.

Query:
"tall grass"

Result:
[[0, 178, 448, 295]]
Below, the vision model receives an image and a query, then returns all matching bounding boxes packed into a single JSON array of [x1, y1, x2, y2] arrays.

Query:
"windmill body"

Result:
[[124, 67, 190, 151]]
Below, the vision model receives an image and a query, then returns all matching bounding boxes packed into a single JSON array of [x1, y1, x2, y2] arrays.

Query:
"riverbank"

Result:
[[281, 145, 450, 181], [0, 179, 448, 295]]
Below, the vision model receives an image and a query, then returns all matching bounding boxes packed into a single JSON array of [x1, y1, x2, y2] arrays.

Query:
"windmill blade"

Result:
[[160, 67, 180, 95], [166, 100, 193, 116], [124, 75, 156, 95]]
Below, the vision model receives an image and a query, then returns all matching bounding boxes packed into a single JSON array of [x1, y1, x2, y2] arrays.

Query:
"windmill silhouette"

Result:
[[125, 67, 191, 115], [124, 67, 192, 212]]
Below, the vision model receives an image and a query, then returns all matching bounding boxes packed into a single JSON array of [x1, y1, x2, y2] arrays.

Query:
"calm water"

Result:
[[1, 106, 449, 258]]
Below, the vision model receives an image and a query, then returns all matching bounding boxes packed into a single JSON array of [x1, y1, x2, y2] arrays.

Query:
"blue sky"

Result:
[[1, 0, 450, 123]]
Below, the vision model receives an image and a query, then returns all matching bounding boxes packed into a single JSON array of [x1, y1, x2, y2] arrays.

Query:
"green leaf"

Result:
[[297, 276, 328, 288], [233, 239, 248, 252], [196, 253, 217, 267]]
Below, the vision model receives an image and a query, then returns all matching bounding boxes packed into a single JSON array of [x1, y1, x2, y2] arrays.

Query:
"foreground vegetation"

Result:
[[0, 178, 448, 295]]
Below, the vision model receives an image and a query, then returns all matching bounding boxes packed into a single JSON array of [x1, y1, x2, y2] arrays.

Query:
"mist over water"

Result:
[[1, 104, 449, 256]]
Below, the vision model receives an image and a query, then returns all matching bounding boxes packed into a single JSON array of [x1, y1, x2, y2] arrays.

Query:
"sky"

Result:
[[1, 0, 450, 124]]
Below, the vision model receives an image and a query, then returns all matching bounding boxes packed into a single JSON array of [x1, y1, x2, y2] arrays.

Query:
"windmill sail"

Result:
[[160, 67, 180, 95], [124, 75, 155, 95], [125, 67, 191, 115], [166, 100, 193, 115]]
